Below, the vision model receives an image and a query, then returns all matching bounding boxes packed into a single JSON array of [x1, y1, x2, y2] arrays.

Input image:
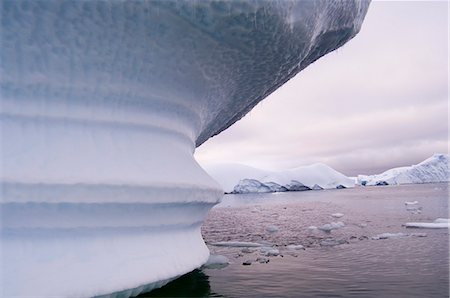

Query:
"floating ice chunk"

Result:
[[211, 241, 263, 247], [286, 244, 305, 251], [308, 226, 318, 230], [405, 201, 419, 205], [241, 247, 257, 254], [410, 233, 427, 237], [331, 213, 344, 218], [202, 254, 230, 269], [371, 233, 407, 240], [404, 222, 449, 229], [434, 218, 450, 223], [242, 260, 252, 266], [320, 239, 347, 246], [266, 225, 280, 233], [258, 240, 275, 247], [319, 221, 345, 232], [256, 257, 270, 264], [259, 247, 280, 257]]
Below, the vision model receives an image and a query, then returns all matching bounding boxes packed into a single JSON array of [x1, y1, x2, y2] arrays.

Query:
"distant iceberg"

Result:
[[232, 179, 273, 194], [357, 154, 449, 186], [1, 0, 369, 297], [206, 162, 355, 193]]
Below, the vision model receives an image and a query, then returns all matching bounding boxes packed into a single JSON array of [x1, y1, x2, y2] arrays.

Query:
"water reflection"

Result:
[[137, 269, 221, 298]]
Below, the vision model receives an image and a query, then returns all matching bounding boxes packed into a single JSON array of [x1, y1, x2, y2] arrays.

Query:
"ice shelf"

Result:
[[0, 1, 370, 297]]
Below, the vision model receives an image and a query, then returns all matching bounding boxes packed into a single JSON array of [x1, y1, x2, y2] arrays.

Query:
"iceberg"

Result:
[[232, 179, 273, 194], [358, 154, 449, 186], [206, 162, 355, 193], [404, 218, 450, 229], [1, 0, 369, 297]]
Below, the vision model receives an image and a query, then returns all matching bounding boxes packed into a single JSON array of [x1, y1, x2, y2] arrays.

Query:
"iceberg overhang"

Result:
[[1, 1, 370, 297]]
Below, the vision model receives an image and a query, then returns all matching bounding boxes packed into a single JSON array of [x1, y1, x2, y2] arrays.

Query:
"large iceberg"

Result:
[[1, 1, 369, 297], [357, 154, 449, 186], [206, 162, 355, 193]]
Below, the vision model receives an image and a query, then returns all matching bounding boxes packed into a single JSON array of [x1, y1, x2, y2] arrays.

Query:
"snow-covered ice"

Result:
[[266, 225, 280, 233], [358, 154, 449, 186], [320, 239, 347, 246], [371, 233, 407, 240], [319, 221, 345, 232], [202, 254, 230, 269], [232, 179, 272, 194], [256, 257, 270, 264], [331, 213, 345, 218], [204, 162, 355, 193], [286, 244, 306, 250], [259, 247, 280, 257], [410, 233, 427, 237], [404, 218, 450, 229], [211, 241, 264, 248], [405, 201, 419, 205], [1, 0, 370, 296]]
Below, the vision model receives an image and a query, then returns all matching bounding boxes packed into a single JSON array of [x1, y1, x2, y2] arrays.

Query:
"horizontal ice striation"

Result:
[[1, 1, 369, 297]]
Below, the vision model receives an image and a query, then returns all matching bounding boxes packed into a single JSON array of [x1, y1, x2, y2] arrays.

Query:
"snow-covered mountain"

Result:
[[357, 154, 449, 186], [204, 162, 354, 193]]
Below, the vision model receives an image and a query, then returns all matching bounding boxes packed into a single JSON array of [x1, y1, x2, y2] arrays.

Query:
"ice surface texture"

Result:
[[358, 154, 449, 186], [0, 1, 369, 297], [206, 162, 355, 193]]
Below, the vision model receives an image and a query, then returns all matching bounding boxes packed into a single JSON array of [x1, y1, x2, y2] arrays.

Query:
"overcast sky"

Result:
[[195, 1, 449, 176]]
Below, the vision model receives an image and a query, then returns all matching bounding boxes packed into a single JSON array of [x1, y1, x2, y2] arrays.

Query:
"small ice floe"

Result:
[[320, 238, 347, 246], [318, 221, 345, 232], [259, 240, 274, 247], [410, 233, 427, 237], [308, 226, 318, 231], [211, 241, 263, 247], [266, 225, 280, 233], [259, 247, 280, 257], [256, 257, 270, 264], [242, 260, 252, 266], [286, 244, 305, 251], [407, 207, 422, 215], [371, 233, 407, 240], [404, 218, 450, 229], [331, 213, 344, 218], [202, 254, 230, 269], [358, 223, 368, 228], [241, 247, 257, 254], [405, 201, 419, 205]]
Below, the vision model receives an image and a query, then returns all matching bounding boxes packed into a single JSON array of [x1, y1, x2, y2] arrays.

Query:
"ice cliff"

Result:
[[357, 154, 449, 186], [205, 163, 354, 193], [0, 1, 369, 297]]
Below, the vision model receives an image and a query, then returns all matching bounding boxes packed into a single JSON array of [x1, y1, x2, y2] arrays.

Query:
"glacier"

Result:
[[205, 162, 355, 193], [0, 1, 369, 297], [357, 154, 449, 186]]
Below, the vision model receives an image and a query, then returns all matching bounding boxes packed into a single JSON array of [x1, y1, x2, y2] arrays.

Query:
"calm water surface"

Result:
[[141, 183, 449, 297]]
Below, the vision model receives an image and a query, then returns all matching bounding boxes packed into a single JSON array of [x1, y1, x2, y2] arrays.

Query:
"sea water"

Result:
[[140, 183, 449, 297]]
